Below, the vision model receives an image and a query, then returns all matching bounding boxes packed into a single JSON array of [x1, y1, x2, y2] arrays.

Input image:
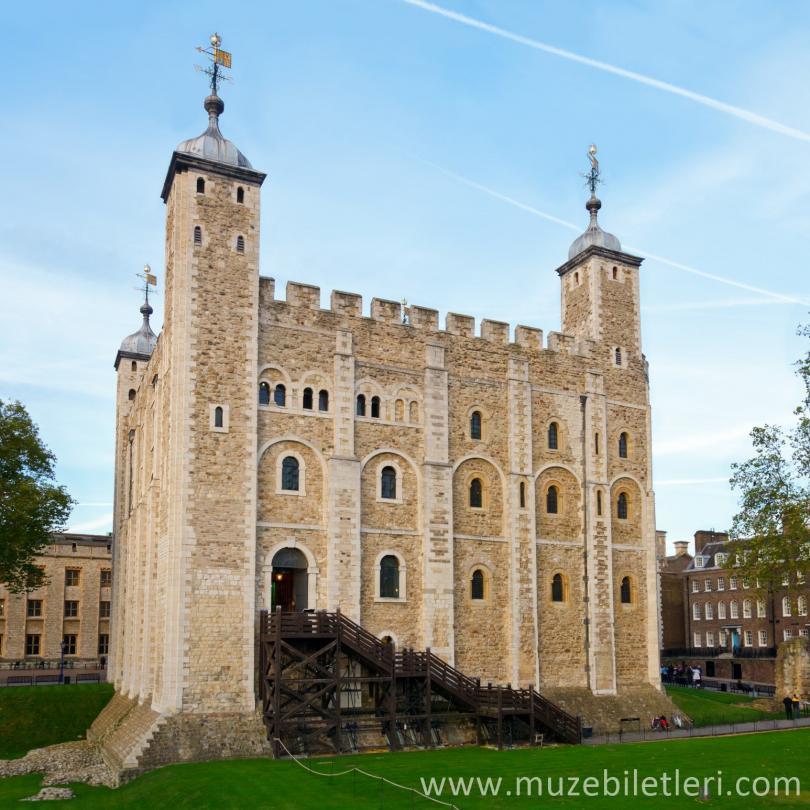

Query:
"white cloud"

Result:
[[66, 513, 112, 534]]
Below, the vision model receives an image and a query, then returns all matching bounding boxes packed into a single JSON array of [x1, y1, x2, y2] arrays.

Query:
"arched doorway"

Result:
[[270, 547, 309, 611]]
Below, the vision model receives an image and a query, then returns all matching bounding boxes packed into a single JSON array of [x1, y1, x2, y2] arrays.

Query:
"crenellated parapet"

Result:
[[259, 278, 598, 358]]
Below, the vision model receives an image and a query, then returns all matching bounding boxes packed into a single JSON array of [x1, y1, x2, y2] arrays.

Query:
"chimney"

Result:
[[674, 541, 689, 557]]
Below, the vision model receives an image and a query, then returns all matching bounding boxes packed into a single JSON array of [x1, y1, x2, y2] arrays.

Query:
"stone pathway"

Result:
[[0, 741, 115, 788]]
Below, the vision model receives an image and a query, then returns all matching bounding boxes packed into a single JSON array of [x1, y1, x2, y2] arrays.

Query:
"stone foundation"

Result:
[[776, 637, 810, 700], [540, 685, 680, 734], [88, 692, 272, 783]]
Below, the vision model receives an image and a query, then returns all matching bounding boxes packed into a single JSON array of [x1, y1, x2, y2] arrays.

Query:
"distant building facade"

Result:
[[0, 533, 112, 664], [661, 530, 810, 686]]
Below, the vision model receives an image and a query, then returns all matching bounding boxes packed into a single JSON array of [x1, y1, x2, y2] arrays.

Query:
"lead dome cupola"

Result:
[[175, 94, 253, 169], [118, 300, 157, 357]]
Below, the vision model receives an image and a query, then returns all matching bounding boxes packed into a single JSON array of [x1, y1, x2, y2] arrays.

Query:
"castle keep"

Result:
[[92, 67, 672, 772]]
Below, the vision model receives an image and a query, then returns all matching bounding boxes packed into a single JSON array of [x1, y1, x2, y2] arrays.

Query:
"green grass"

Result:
[[666, 685, 783, 727], [0, 730, 809, 808], [0, 683, 113, 759]]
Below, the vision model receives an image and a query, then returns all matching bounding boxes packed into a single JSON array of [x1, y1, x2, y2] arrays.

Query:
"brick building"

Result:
[[661, 530, 810, 686], [93, 69, 673, 774], [659, 538, 692, 649], [0, 533, 112, 664]]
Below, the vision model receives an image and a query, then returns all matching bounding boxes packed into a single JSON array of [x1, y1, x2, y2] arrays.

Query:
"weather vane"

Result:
[[583, 144, 601, 197], [135, 264, 157, 307], [195, 33, 233, 96], [401, 298, 409, 325]]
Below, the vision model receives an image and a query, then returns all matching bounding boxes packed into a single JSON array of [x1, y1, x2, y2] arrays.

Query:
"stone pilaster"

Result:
[[422, 342, 454, 662], [583, 372, 617, 694], [507, 357, 538, 687], [327, 329, 362, 618]]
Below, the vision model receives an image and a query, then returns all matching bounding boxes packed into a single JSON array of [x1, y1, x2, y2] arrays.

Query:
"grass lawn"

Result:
[[0, 683, 113, 759], [666, 685, 783, 727], [0, 729, 808, 808]]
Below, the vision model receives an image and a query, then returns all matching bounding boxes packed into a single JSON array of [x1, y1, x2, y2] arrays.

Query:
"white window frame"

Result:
[[743, 599, 752, 619], [374, 550, 407, 603], [692, 580, 700, 593], [783, 596, 792, 617], [799, 595, 808, 617], [704, 578, 712, 592], [706, 631, 715, 648], [730, 600, 739, 619], [718, 601, 726, 620], [692, 603, 701, 621], [693, 632, 701, 648], [758, 630, 768, 647], [729, 576, 738, 590], [717, 576, 725, 591], [757, 599, 766, 618], [376, 459, 404, 504], [705, 602, 714, 620], [744, 630, 753, 647], [695, 556, 705, 569]]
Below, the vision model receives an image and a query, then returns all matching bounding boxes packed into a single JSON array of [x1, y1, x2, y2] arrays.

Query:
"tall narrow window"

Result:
[[371, 396, 381, 418], [214, 406, 224, 428], [596, 490, 603, 516], [302, 387, 313, 410], [236, 235, 245, 253], [281, 456, 300, 491], [471, 569, 485, 600], [546, 485, 559, 514], [236, 186, 245, 204], [274, 384, 286, 407], [194, 226, 202, 246], [548, 422, 559, 450], [470, 410, 482, 440], [409, 401, 419, 423], [259, 382, 270, 405], [615, 347, 622, 366], [551, 573, 565, 603], [356, 394, 366, 416], [395, 399, 404, 421], [469, 478, 483, 508], [618, 432, 628, 459], [612, 266, 618, 280], [196, 177, 205, 194], [381, 466, 397, 500], [380, 555, 400, 598], [594, 432, 600, 455], [128, 389, 136, 401], [620, 576, 632, 604], [318, 390, 329, 412], [617, 492, 628, 520], [519, 481, 526, 508]]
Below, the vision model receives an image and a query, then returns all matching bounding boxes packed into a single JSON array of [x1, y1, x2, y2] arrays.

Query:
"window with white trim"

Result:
[[704, 578, 712, 592], [706, 631, 715, 647], [692, 580, 699, 593], [757, 599, 766, 618], [783, 628, 794, 641], [744, 630, 753, 647], [799, 595, 808, 616], [692, 603, 701, 620], [758, 630, 768, 647], [730, 600, 739, 618], [717, 601, 726, 620], [743, 599, 752, 619], [693, 632, 701, 647], [729, 576, 738, 590], [783, 596, 792, 617], [705, 602, 713, 620], [717, 576, 725, 591], [695, 556, 705, 568]]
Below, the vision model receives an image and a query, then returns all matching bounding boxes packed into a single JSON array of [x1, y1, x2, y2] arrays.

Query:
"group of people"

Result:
[[651, 714, 688, 732], [660, 662, 702, 686], [782, 693, 805, 720]]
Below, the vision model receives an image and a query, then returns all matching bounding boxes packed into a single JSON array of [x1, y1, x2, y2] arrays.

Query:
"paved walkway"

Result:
[[584, 714, 810, 745]]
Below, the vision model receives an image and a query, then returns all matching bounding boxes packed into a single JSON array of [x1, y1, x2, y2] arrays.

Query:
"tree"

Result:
[[730, 324, 810, 592], [0, 399, 74, 592]]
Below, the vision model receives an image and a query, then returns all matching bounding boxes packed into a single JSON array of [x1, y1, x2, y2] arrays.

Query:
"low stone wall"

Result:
[[540, 685, 680, 734], [776, 638, 810, 700]]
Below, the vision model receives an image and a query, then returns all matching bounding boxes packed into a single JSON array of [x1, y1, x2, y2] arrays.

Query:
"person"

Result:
[[692, 666, 701, 688], [659, 715, 669, 732], [783, 695, 794, 720], [792, 693, 801, 719]]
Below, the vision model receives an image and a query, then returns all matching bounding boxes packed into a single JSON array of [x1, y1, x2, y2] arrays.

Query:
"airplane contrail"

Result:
[[400, 0, 810, 144], [421, 160, 810, 306]]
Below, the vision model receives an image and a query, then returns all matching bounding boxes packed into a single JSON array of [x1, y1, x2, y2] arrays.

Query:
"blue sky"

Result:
[[2, 1, 809, 551]]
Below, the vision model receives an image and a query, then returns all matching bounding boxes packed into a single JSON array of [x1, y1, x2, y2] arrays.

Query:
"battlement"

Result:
[[258, 277, 595, 358]]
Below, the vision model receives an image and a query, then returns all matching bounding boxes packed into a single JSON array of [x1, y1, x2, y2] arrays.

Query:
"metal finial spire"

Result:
[[586, 144, 601, 197], [195, 33, 233, 97], [135, 265, 157, 316]]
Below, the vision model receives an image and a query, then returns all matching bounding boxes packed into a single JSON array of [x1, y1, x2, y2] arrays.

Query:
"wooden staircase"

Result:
[[259, 609, 581, 756]]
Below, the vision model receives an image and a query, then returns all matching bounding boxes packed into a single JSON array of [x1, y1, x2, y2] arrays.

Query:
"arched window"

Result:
[[381, 466, 397, 500], [718, 601, 726, 620], [546, 485, 559, 514], [471, 569, 485, 600], [379, 555, 400, 599], [274, 384, 286, 407], [409, 401, 419, 423], [236, 186, 244, 204], [551, 573, 566, 603], [617, 492, 628, 520], [371, 396, 381, 418], [196, 177, 205, 194], [395, 399, 404, 421], [705, 602, 714, 619], [693, 602, 701, 620], [612, 266, 618, 280], [782, 596, 792, 617], [281, 456, 300, 491], [743, 599, 752, 619], [302, 387, 313, 410], [356, 394, 366, 416], [258, 382, 270, 405], [730, 600, 739, 619], [470, 410, 482, 440], [214, 406, 224, 428], [615, 347, 622, 366], [131, 361, 137, 372], [618, 432, 628, 459], [548, 422, 559, 450], [128, 389, 136, 401], [469, 478, 483, 508], [757, 599, 766, 618], [318, 390, 329, 412], [620, 576, 632, 604], [519, 481, 526, 509], [194, 226, 202, 246], [236, 235, 245, 254], [596, 490, 603, 516], [799, 595, 808, 616]]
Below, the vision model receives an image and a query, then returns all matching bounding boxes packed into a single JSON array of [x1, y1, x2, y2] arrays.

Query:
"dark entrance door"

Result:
[[271, 570, 296, 611]]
